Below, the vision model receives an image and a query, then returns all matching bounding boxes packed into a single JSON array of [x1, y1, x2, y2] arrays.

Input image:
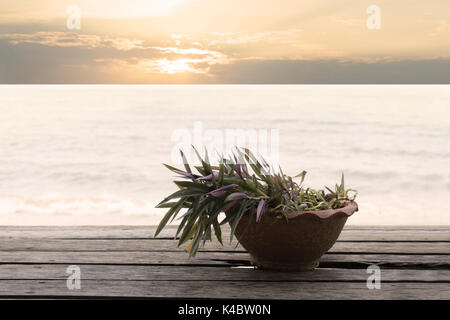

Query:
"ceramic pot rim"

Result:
[[282, 201, 358, 220]]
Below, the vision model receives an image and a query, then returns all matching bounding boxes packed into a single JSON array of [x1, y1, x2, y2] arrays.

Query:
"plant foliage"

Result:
[[155, 147, 357, 256]]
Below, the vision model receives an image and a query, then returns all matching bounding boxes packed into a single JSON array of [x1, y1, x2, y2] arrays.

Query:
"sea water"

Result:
[[0, 85, 449, 225]]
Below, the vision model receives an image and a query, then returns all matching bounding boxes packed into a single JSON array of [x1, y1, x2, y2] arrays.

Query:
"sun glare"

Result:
[[146, 59, 199, 74]]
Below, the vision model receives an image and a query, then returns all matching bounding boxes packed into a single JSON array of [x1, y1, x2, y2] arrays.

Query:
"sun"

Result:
[[157, 59, 194, 74], [141, 58, 206, 74]]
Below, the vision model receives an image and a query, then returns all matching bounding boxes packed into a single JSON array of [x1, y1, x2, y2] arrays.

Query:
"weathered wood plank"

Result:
[[0, 251, 246, 266], [0, 226, 449, 241], [0, 251, 448, 269], [0, 225, 447, 231], [0, 280, 448, 299], [0, 239, 448, 254], [1, 264, 449, 282], [0, 226, 447, 299]]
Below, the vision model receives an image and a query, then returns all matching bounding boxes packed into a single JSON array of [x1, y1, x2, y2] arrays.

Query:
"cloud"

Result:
[[96, 51, 228, 76], [153, 47, 224, 57], [0, 31, 230, 74], [206, 29, 303, 45], [1, 22, 450, 83], [0, 31, 231, 78], [143, 47, 229, 73], [1, 32, 449, 84], [208, 59, 450, 84], [0, 32, 145, 51]]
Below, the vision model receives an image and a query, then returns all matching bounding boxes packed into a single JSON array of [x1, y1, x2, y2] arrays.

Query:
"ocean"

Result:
[[0, 85, 449, 225]]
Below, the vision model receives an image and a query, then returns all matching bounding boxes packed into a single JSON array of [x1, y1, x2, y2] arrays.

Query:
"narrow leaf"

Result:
[[225, 192, 249, 202], [154, 198, 184, 237], [256, 199, 266, 222], [212, 219, 223, 245], [180, 150, 192, 174], [208, 184, 238, 197]]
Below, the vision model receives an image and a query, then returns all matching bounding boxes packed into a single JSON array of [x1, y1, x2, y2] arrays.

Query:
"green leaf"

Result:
[[156, 201, 178, 208], [222, 177, 267, 197], [339, 173, 345, 193], [157, 201, 192, 209], [325, 186, 336, 195], [189, 222, 203, 257], [294, 171, 307, 184], [202, 219, 212, 246], [179, 150, 192, 174], [177, 197, 212, 246], [178, 215, 200, 246], [212, 219, 223, 245], [163, 163, 188, 176], [192, 146, 212, 175], [174, 181, 211, 191], [217, 162, 225, 186], [156, 188, 204, 207], [195, 166, 207, 176], [175, 212, 190, 238], [154, 198, 184, 237], [183, 221, 199, 251]]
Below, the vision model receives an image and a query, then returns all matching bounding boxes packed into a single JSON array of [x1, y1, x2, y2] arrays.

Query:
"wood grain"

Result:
[[0, 226, 448, 241], [0, 226, 448, 299], [0, 280, 448, 299], [1, 264, 449, 282]]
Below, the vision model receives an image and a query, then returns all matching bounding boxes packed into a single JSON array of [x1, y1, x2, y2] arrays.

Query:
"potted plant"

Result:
[[155, 147, 358, 271]]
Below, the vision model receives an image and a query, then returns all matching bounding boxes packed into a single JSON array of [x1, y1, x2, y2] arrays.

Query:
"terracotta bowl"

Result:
[[230, 201, 358, 271]]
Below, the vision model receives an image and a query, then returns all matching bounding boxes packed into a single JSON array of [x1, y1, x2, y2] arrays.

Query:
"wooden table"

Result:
[[0, 226, 448, 299]]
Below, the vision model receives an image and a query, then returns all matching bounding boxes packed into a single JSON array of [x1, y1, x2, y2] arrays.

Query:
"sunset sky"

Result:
[[1, 0, 449, 83]]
